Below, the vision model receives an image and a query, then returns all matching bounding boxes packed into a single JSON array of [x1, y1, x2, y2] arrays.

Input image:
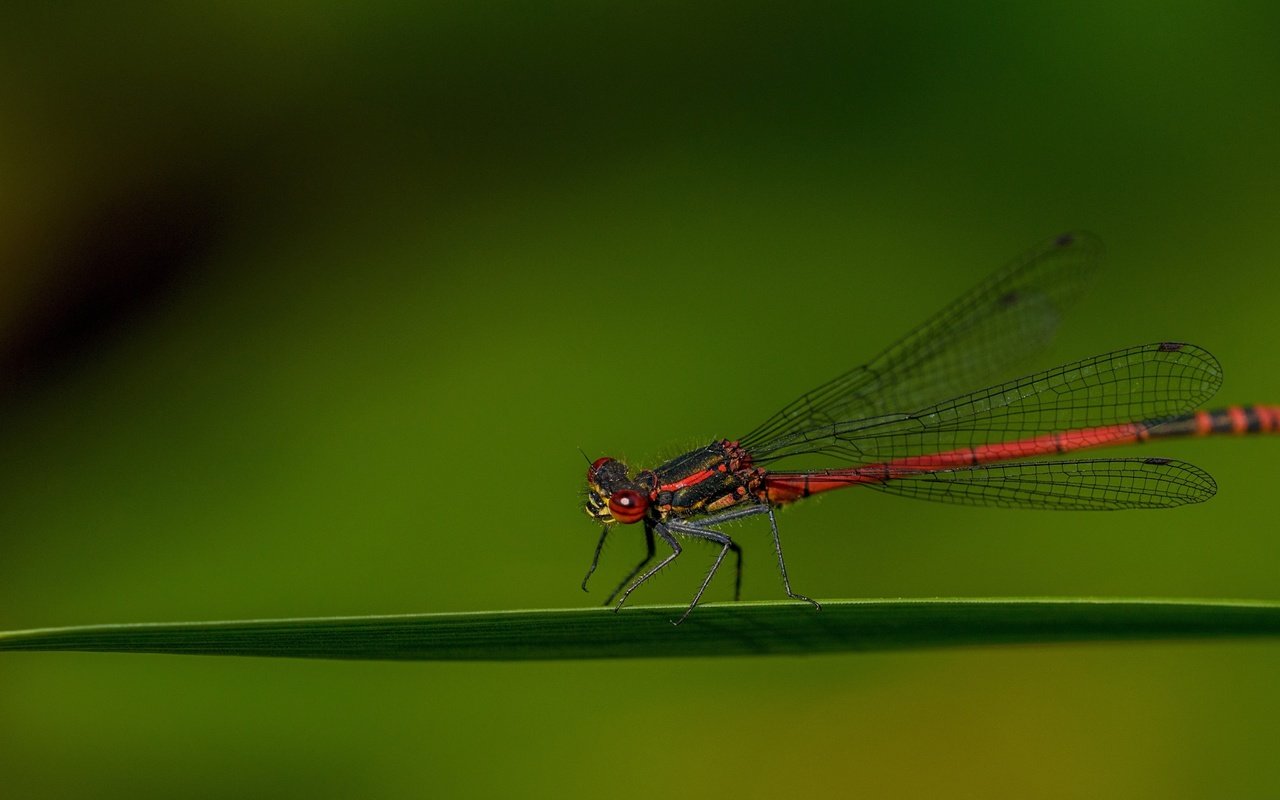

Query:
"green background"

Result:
[[3, 3, 1279, 797]]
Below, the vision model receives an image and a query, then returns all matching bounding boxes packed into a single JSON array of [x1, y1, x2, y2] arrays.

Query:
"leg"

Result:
[[613, 526, 682, 612], [580, 526, 610, 592], [765, 504, 820, 610], [689, 502, 765, 599], [665, 519, 740, 625], [689, 503, 771, 526], [602, 523, 657, 606], [729, 540, 743, 602]]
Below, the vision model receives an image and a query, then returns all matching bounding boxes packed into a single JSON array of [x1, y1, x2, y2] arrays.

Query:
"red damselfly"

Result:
[[582, 232, 1276, 623]]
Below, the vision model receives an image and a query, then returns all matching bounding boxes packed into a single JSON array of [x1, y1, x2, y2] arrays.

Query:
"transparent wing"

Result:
[[741, 232, 1101, 448], [751, 342, 1223, 467], [860, 458, 1217, 510]]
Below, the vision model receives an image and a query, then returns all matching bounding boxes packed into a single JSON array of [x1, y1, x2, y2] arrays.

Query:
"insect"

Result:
[[581, 232, 1278, 624]]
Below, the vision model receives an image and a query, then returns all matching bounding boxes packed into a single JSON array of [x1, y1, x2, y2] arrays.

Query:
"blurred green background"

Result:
[[3, 2, 1280, 798]]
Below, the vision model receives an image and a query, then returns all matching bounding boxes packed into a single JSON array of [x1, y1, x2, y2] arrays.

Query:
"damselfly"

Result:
[[582, 233, 1276, 623]]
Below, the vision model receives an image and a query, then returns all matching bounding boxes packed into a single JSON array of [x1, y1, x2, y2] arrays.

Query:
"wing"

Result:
[[741, 232, 1101, 449], [861, 458, 1217, 510], [750, 342, 1223, 467]]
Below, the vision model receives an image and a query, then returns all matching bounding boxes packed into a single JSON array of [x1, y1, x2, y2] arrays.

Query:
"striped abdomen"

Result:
[[763, 404, 1280, 504]]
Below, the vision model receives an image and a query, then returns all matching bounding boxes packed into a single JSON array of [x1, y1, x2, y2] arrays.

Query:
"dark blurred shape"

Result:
[[0, 175, 227, 393]]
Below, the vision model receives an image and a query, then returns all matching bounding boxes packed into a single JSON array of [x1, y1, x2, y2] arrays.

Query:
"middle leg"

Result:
[[664, 519, 743, 624]]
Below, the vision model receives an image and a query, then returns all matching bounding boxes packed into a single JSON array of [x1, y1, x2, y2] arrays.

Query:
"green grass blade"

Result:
[[3, 599, 1280, 661]]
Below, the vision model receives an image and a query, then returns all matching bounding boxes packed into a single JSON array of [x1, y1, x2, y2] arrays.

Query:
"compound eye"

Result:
[[588, 457, 613, 481], [608, 489, 648, 524]]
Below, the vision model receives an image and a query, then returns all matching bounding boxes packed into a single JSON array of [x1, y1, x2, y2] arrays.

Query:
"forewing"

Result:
[[741, 232, 1101, 448]]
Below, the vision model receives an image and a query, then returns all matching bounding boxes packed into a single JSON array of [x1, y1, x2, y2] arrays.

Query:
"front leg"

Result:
[[580, 526, 610, 592], [603, 522, 657, 606]]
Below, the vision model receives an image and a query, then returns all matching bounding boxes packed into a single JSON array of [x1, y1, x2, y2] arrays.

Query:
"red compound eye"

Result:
[[588, 457, 612, 481], [608, 489, 648, 524]]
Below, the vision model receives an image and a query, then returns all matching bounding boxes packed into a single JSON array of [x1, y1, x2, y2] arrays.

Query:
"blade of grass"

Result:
[[3, 599, 1280, 661]]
